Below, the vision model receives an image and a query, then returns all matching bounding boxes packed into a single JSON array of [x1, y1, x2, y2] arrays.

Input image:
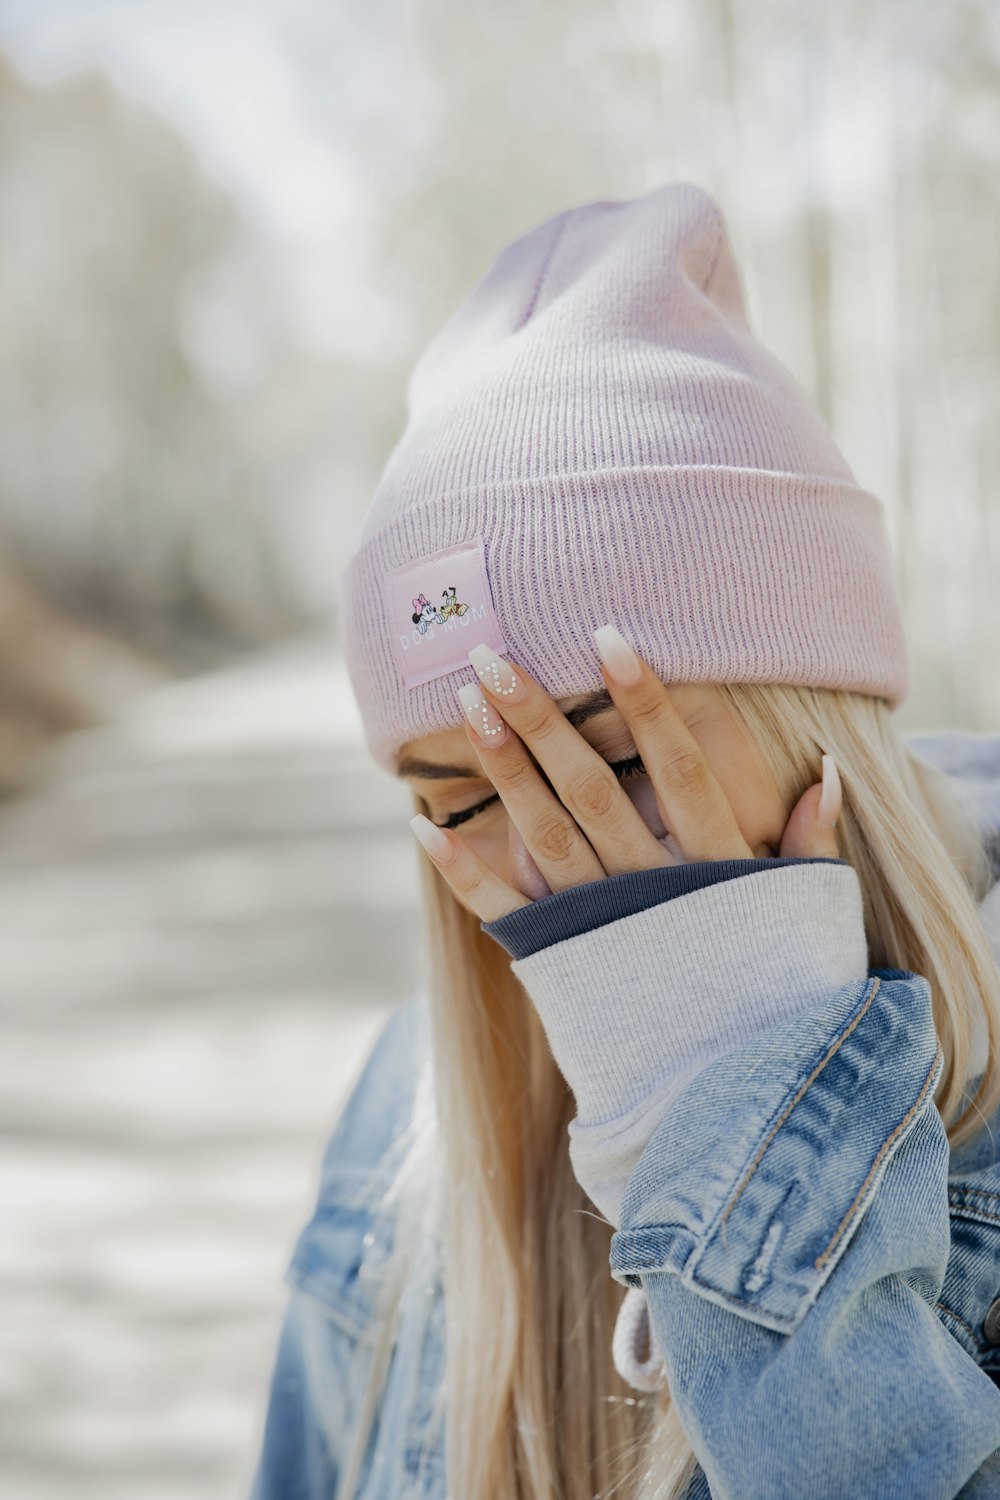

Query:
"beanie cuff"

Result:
[[341, 462, 908, 773]]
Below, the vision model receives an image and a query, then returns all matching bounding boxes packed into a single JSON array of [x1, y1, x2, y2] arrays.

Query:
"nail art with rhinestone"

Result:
[[467, 642, 520, 696], [458, 682, 507, 743]]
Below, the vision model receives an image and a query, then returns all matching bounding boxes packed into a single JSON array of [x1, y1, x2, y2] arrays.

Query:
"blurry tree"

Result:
[[0, 556, 162, 794], [0, 56, 308, 670]]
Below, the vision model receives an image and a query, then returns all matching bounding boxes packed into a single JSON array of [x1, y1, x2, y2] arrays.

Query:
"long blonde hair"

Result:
[[337, 683, 1000, 1499]]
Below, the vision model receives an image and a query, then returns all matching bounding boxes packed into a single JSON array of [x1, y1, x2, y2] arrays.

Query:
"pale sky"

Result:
[[0, 0, 404, 359]]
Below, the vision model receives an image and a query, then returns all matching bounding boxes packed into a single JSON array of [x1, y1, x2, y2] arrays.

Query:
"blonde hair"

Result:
[[337, 683, 1000, 1499]]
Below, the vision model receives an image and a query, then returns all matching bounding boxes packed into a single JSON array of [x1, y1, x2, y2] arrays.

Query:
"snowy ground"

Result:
[[0, 638, 420, 1499]]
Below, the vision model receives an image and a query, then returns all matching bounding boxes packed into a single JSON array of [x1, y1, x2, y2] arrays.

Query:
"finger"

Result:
[[409, 812, 530, 921], [778, 756, 842, 861], [592, 625, 754, 862], [459, 716, 608, 894], [465, 645, 673, 877]]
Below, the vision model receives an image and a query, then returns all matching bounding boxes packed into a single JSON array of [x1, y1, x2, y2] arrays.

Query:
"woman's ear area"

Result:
[[675, 682, 798, 855], [705, 681, 850, 860]]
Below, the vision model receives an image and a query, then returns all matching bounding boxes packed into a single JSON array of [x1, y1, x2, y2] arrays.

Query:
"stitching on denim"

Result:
[[743, 1218, 784, 1294], [284, 1268, 380, 1343], [935, 1300, 982, 1345], [815, 1040, 943, 1270], [950, 1185, 1000, 1209], [718, 977, 882, 1246], [946, 1202, 1000, 1226], [682, 1267, 796, 1327]]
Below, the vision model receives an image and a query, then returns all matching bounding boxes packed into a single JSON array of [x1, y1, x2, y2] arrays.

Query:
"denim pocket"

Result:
[[285, 1163, 397, 1342], [283, 1164, 446, 1496]]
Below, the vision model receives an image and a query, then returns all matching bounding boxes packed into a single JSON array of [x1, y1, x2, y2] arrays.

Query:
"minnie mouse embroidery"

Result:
[[411, 587, 470, 634], [411, 593, 445, 634]]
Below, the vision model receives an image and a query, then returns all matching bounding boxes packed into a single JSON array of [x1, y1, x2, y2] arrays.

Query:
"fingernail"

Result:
[[818, 753, 842, 829], [468, 642, 521, 697], [593, 623, 643, 686], [410, 813, 455, 862], [458, 682, 507, 743]]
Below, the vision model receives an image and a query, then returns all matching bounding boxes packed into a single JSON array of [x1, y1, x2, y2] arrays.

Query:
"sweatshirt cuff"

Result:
[[510, 861, 869, 1225], [481, 856, 847, 959]]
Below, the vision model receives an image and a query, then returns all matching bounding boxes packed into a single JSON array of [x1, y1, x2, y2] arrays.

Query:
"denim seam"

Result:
[[949, 1186, 1000, 1209], [815, 1040, 943, 1271], [633, 979, 938, 1325], [283, 1266, 381, 1345], [945, 1203, 1000, 1226], [716, 976, 881, 1251], [680, 1271, 795, 1329], [935, 1300, 982, 1348]]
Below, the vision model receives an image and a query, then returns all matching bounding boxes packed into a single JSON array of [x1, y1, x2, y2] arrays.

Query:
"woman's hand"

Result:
[[409, 626, 843, 922]]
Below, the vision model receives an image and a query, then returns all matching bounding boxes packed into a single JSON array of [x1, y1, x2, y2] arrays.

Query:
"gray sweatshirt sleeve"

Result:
[[501, 860, 870, 1228]]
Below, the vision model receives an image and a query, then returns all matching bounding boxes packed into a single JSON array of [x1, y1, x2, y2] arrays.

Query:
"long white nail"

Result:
[[818, 753, 842, 829], [409, 813, 455, 862], [458, 682, 507, 742], [593, 623, 643, 686], [468, 642, 520, 696]]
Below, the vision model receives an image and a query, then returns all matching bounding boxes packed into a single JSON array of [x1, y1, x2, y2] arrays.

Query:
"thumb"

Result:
[[778, 754, 843, 861]]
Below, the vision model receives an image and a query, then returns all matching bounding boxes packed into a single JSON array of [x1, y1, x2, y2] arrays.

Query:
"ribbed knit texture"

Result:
[[509, 860, 870, 1228], [482, 855, 847, 960], [340, 180, 909, 773]]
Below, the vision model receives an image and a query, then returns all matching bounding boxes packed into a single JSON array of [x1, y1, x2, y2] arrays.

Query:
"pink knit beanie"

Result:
[[341, 180, 909, 774]]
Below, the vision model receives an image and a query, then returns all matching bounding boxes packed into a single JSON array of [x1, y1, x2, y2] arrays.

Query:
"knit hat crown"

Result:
[[342, 180, 908, 773]]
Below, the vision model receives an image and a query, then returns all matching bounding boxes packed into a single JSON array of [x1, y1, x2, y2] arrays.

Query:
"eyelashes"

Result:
[[435, 793, 502, 830], [432, 752, 647, 830], [607, 751, 646, 781]]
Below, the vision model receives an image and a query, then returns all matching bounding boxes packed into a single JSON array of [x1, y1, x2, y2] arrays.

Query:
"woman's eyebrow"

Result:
[[395, 756, 479, 781], [394, 686, 615, 779]]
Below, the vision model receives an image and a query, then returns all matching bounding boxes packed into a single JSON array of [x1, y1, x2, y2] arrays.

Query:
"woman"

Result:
[[249, 181, 1000, 1498]]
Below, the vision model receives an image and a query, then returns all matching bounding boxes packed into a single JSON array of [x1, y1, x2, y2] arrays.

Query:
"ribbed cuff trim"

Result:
[[482, 856, 847, 959], [510, 861, 868, 1131]]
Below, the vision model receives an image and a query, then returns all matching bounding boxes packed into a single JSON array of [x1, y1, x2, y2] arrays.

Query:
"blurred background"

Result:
[[0, 0, 998, 1495]]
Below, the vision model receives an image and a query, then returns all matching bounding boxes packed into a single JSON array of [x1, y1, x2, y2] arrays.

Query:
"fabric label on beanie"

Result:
[[383, 538, 508, 689]]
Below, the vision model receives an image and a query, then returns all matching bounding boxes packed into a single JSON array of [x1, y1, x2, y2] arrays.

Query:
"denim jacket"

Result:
[[249, 729, 1000, 1499]]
